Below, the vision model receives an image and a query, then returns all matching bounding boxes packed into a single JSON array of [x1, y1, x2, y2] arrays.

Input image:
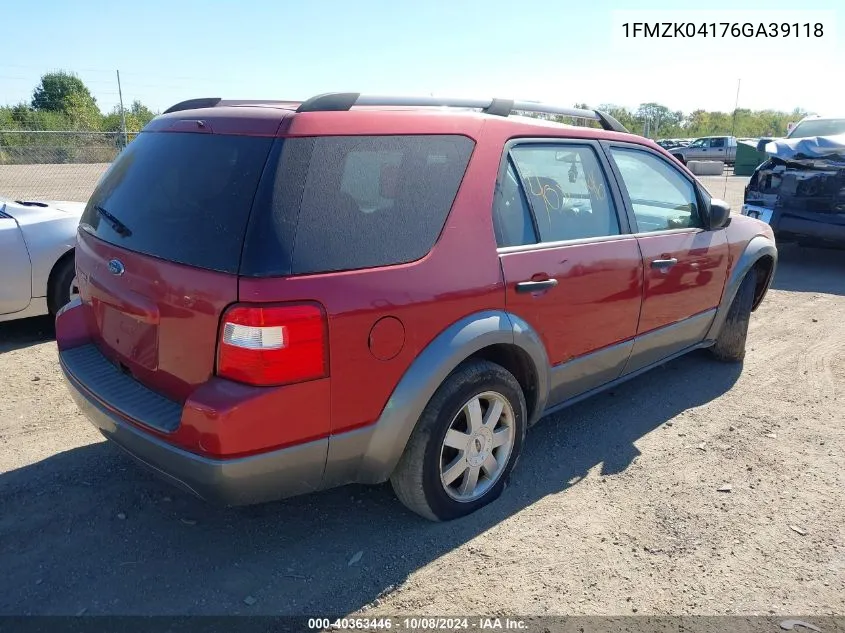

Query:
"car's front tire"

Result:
[[390, 359, 527, 521], [48, 254, 78, 316], [710, 270, 757, 362]]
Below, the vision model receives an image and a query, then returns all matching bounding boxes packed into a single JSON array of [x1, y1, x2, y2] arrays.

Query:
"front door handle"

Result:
[[515, 279, 558, 293], [651, 257, 678, 269]]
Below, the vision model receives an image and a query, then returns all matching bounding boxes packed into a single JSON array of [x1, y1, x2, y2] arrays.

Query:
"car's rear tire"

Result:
[[47, 254, 77, 316], [390, 359, 527, 521], [709, 270, 757, 362]]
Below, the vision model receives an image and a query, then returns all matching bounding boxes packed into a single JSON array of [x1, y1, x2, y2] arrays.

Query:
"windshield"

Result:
[[787, 118, 845, 138]]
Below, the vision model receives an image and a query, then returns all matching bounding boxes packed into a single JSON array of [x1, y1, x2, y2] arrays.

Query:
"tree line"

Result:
[[0, 71, 157, 134], [567, 102, 805, 139], [1, 70, 807, 141]]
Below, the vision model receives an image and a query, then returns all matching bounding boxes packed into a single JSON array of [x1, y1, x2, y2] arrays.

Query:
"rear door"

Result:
[[709, 136, 728, 162], [602, 142, 729, 372], [75, 129, 275, 402], [495, 139, 644, 406]]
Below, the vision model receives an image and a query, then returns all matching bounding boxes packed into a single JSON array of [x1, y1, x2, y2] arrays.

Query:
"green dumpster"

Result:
[[734, 140, 768, 176]]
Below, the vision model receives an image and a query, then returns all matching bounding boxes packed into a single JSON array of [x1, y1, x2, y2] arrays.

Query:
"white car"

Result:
[[0, 195, 82, 323]]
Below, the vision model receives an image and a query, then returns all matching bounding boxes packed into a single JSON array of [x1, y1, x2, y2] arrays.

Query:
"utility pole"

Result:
[[116, 70, 128, 148]]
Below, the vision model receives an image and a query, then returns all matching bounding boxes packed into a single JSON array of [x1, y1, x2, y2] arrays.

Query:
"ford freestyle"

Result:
[[56, 93, 777, 521]]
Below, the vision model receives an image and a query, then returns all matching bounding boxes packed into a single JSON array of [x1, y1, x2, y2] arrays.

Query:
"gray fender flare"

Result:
[[705, 235, 777, 341], [353, 310, 550, 484]]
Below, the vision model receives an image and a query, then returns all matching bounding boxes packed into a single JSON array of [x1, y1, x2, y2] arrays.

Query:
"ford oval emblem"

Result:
[[107, 259, 125, 276]]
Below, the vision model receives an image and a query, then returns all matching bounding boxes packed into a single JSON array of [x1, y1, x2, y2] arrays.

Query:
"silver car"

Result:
[[0, 195, 81, 323]]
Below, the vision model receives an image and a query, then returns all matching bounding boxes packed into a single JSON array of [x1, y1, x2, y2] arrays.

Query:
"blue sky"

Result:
[[2, 0, 843, 117]]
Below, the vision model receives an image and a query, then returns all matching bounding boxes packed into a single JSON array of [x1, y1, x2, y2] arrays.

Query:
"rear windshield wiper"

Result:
[[94, 205, 132, 237]]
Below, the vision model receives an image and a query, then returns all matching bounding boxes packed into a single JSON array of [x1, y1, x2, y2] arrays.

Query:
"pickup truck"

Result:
[[670, 136, 737, 166]]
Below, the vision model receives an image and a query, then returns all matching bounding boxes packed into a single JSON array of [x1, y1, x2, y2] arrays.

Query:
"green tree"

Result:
[[102, 100, 157, 134], [65, 92, 102, 130], [31, 71, 98, 115], [597, 104, 637, 133], [129, 99, 155, 123], [635, 102, 682, 138]]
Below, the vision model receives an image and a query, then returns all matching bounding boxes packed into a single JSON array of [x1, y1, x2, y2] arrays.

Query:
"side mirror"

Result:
[[708, 198, 731, 229]]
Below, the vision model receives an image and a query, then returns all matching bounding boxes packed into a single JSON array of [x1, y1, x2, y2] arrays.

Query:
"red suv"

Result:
[[56, 93, 777, 521]]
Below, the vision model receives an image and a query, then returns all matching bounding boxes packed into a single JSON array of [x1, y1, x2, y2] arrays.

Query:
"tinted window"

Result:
[[609, 148, 703, 233], [493, 161, 537, 247], [242, 135, 474, 276], [710, 137, 725, 148], [81, 132, 273, 274], [510, 145, 619, 242]]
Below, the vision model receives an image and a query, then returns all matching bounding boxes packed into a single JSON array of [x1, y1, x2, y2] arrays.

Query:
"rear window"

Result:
[[80, 132, 273, 274], [241, 134, 475, 276]]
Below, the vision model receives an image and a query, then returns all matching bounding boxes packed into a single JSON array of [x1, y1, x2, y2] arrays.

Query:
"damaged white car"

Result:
[[742, 115, 845, 249], [0, 196, 81, 323]]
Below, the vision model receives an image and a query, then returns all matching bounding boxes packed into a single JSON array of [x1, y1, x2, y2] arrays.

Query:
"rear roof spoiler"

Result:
[[162, 93, 630, 133], [162, 98, 302, 114]]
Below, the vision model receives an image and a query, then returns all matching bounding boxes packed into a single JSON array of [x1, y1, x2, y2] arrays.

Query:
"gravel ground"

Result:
[[1, 245, 843, 618], [699, 174, 748, 211], [0, 163, 110, 202]]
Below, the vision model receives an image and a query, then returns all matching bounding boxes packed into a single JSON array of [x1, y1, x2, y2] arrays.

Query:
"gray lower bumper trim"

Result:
[[61, 356, 327, 505], [61, 344, 182, 433]]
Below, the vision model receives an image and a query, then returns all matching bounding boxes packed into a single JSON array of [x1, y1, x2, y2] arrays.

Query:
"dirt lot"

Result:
[[700, 174, 748, 211], [0, 163, 110, 202], [1, 244, 843, 617]]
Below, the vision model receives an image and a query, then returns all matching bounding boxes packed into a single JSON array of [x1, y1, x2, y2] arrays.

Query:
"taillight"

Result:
[[217, 303, 328, 387]]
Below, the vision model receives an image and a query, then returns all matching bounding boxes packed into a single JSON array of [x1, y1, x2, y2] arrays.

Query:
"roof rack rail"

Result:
[[295, 92, 629, 133], [162, 98, 302, 114], [162, 93, 630, 133]]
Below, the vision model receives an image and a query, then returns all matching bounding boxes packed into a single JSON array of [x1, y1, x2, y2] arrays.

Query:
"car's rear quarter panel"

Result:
[[240, 112, 506, 435]]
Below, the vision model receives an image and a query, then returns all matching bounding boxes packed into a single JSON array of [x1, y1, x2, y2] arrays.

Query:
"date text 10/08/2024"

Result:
[[622, 22, 824, 38], [308, 617, 528, 630]]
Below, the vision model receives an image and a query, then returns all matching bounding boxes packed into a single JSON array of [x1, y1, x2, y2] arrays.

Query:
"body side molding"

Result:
[[624, 309, 716, 375]]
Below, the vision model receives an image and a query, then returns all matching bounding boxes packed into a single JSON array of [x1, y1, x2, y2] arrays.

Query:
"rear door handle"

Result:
[[651, 258, 678, 269], [515, 279, 558, 293]]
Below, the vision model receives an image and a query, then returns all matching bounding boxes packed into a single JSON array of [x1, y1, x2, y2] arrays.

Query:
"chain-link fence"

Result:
[[0, 130, 139, 202]]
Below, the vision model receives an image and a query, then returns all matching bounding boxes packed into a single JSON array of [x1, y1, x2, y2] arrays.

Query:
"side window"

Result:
[[493, 161, 538, 247], [710, 137, 726, 148], [509, 145, 619, 242], [609, 147, 703, 233], [289, 135, 474, 274]]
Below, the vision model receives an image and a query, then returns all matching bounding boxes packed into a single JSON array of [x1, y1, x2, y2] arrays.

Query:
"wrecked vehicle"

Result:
[[742, 122, 845, 249]]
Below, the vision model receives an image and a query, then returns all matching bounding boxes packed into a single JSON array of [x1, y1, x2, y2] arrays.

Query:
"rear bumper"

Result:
[[60, 350, 327, 506]]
